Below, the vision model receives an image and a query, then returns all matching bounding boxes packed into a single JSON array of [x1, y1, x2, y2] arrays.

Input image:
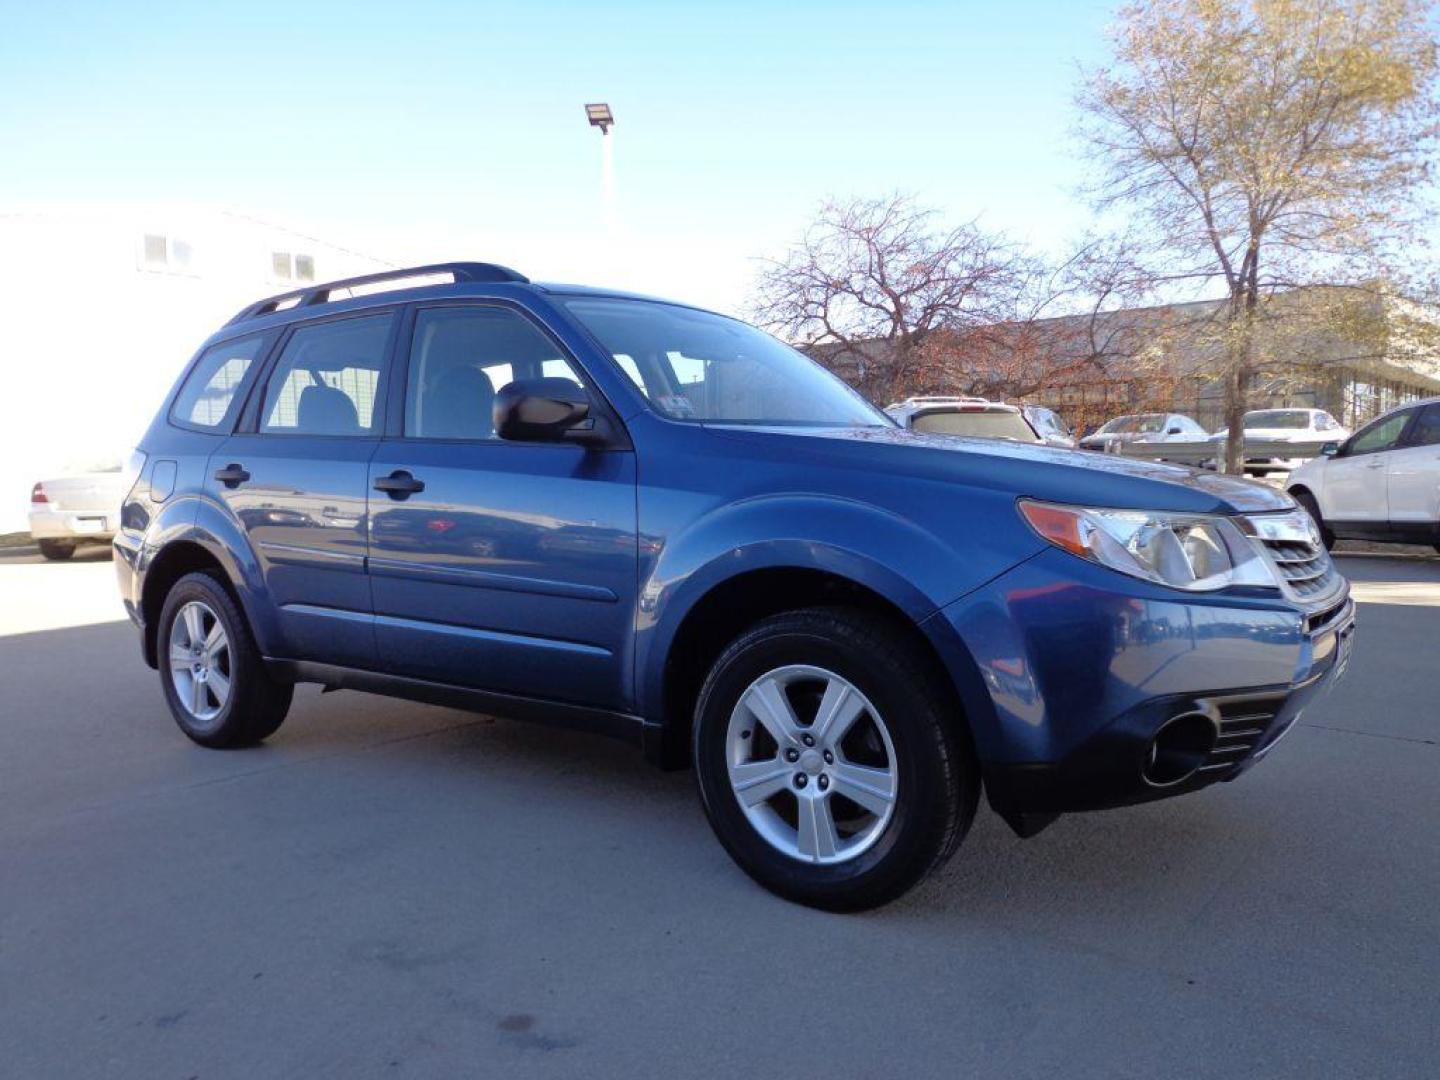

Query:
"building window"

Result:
[[272, 251, 316, 283], [140, 234, 194, 274]]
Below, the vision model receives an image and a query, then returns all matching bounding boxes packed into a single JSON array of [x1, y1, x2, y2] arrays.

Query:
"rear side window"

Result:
[[260, 313, 395, 436], [170, 334, 269, 429], [1405, 403, 1440, 447]]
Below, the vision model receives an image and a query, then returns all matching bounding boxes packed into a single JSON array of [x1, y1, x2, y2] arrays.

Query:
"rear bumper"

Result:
[[931, 548, 1354, 821], [28, 508, 116, 541]]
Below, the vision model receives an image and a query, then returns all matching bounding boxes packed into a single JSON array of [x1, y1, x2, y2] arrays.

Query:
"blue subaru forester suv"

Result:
[[115, 262, 1355, 910]]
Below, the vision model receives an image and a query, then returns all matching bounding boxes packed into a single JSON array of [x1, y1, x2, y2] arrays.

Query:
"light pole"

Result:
[[584, 103, 616, 237]]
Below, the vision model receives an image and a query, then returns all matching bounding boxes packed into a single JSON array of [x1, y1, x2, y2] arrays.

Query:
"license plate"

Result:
[[73, 517, 106, 534]]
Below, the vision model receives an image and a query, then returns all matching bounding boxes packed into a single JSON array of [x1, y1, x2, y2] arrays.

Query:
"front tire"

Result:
[[38, 539, 76, 561], [1292, 490, 1335, 551], [158, 571, 292, 748], [693, 607, 978, 911]]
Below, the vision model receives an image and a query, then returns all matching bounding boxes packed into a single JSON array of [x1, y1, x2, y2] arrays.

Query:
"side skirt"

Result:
[[265, 658, 659, 754]]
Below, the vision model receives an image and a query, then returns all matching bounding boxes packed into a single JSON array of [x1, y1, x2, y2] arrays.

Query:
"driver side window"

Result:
[[1347, 410, 1411, 456]]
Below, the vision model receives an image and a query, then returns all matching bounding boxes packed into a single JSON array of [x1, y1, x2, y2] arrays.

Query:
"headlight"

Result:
[[1018, 499, 1277, 592]]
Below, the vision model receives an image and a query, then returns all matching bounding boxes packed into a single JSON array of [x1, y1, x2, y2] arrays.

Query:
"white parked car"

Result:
[[1078, 412, 1207, 452], [885, 396, 1044, 443], [28, 467, 130, 560], [1287, 398, 1440, 551], [1210, 408, 1349, 475]]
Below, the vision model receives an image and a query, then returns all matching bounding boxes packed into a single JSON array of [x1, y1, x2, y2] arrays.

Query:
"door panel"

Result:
[[1321, 410, 1411, 524], [367, 303, 638, 710], [209, 311, 397, 667], [368, 442, 636, 708], [1387, 404, 1440, 528]]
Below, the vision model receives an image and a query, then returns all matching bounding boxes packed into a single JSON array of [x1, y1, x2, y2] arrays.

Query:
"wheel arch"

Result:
[[644, 558, 988, 771], [139, 502, 274, 667]]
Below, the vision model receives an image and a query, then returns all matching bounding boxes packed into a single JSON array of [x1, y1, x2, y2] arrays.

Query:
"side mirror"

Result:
[[1321, 441, 1341, 458], [495, 377, 598, 444]]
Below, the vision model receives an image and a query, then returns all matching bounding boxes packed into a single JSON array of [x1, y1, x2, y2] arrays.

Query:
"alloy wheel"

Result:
[[168, 600, 232, 723], [725, 664, 898, 865]]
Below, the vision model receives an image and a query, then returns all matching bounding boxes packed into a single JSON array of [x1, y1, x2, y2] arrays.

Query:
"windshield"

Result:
[[912, 410, 1040, 442], [561, 297, 889, 426], [1244, 410, 1311, 430]]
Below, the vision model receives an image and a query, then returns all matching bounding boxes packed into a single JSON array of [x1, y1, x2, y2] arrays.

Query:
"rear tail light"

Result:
[[30, 483, 48, 504]]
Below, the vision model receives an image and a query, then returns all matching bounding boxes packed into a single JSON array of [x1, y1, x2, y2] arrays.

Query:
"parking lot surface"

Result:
[[1, 548, 1437, 1078]]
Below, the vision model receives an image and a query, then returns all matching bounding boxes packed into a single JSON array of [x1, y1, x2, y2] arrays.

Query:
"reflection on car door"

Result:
[[1321, 409, 1412, 526], [366, 303, 638, 711], [209, 310, 398, 667], [1386, 403, 1440, 534]]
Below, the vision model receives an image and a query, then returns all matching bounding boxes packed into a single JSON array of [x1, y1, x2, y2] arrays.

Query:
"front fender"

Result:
[[634, 492, 1033, 723]]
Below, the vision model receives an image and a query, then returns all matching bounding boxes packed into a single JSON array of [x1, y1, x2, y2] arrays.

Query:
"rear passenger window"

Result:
[[171, 334, 269, 429], [405, 306, 583, 440], [260, 313, 394, 435], [1407, 404, 1440, 447]]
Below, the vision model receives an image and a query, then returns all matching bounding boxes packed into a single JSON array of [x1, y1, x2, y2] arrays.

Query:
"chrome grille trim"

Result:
[[1242, 511, 1344, 603]]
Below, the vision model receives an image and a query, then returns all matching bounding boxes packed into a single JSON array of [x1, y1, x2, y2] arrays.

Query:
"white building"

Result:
[[0, 205, 394, 531]]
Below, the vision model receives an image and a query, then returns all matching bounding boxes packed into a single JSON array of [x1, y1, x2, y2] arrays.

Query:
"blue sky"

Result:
[[1, 0, 1120, 311]]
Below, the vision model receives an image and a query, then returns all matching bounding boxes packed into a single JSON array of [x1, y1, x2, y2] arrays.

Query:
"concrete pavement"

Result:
[[0, 553, 1436, 1078]]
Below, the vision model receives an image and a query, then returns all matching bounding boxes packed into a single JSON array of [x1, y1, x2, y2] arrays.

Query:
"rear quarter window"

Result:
[[170, 334, 271, 430]]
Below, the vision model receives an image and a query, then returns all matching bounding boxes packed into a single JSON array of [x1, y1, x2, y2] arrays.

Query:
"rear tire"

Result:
[[157, 571, 292, 748], [1292, 490, 1334, 551], [38, 539, 76, 561], [692, 607, 978, 912]]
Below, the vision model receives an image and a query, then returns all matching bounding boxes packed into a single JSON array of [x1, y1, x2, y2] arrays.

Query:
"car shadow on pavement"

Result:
[[1, 603, 1426, 938]]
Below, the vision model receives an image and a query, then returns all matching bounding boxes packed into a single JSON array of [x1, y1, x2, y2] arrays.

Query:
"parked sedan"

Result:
[[1211, 408, 1349, 475], [1079, 412, 1207, 452], [28, 467, 130, 560], [1287, 397, 1440, 551], [885, 397, 1043, 442]]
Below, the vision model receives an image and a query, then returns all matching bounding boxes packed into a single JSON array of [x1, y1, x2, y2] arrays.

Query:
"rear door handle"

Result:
[[214, 464, 251, 487], [373, 470, 425, 499]]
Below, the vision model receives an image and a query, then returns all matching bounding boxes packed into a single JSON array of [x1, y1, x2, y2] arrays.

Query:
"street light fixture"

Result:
[[584, 103, 614, 134]]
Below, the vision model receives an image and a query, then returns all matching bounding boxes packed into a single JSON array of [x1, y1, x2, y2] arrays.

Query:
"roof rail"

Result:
[[226, 261, 529, 325]]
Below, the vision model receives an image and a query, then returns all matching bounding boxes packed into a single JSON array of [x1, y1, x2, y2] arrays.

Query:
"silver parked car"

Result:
[[1021, 404, 1076, 448], [28, 466, 130, 560], [1079, 412, 1208, 452]]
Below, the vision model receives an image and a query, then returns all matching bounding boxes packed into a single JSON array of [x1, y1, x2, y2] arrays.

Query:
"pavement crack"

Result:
[[1300, 721, 1437, 747]]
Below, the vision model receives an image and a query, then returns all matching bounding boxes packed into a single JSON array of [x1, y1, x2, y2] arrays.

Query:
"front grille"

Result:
[[1197, 692, 1284, 775], [1245, 511, 1343, 601], [1262, 538, 1337, 597]]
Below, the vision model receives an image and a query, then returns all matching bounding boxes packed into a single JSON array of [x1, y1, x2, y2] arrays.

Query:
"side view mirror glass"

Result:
[[494, 377, 593, 443], [1321, 441, 1341, 457]]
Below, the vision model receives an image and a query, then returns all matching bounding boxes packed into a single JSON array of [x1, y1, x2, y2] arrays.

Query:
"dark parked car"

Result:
[[115, 263, 1355, 910]]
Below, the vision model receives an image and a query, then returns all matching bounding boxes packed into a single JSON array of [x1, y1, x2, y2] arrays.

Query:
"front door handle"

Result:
[[373, 470, 425, 499], [214, 464, 250, 487]]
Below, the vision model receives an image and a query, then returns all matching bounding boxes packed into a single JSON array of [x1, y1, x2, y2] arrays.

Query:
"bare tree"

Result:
[[748, 194, 1032, 403], [1079, 0, 1440, 470]]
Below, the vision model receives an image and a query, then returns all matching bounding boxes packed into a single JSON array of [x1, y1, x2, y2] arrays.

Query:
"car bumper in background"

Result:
[[28, 508, 116, 541], [931, 548, 1354, 824]]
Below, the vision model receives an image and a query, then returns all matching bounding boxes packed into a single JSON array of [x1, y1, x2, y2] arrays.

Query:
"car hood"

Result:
[[707, 424, 1295, 515]]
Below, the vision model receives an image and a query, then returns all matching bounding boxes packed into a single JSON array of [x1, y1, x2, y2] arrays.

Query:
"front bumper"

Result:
[[931, 547, 1354, 821]]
